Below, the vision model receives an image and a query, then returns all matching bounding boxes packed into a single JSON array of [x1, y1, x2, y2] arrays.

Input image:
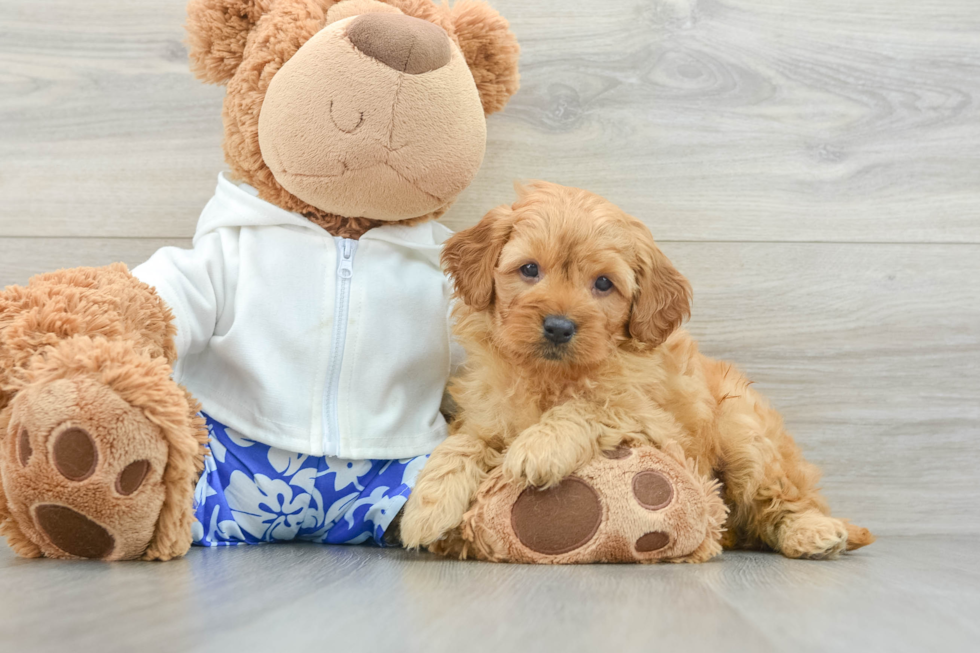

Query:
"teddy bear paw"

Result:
[[459, 446, 728, 564], [2, 376, 170, 560]]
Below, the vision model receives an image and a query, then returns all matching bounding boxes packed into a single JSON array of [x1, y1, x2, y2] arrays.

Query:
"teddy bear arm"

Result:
[[0, 263, 208, 560], [0, 263, 180, 382], [460, 446, 728, 564], [129, 232, 238, 363]]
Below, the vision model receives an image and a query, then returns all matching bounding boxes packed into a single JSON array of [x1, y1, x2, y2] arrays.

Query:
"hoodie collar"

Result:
[[195, 173, 452, 261]]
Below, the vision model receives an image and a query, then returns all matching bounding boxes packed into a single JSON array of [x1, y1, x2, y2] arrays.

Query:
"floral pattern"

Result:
[[191, 414, 427, 547]]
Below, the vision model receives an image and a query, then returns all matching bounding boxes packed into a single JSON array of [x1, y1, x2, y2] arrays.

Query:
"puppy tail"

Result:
[[845, 522, 876, 551]]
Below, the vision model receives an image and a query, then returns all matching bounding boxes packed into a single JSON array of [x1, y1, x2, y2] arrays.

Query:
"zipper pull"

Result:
[[338, 239, 355, 279]]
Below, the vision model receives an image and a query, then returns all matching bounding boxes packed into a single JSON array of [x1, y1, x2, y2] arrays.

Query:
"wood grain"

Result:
[[1, 0, 979, 240], [452, 0, 980, 240], [1, 537, 977, 653]]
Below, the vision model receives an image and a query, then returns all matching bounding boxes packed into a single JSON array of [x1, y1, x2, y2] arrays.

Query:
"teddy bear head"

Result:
[[187, 0, 520, 236]]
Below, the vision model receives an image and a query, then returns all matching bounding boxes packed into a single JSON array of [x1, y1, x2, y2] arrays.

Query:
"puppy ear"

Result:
[[186, 0, 269, 84], [449, 0, 520, 115], [442, 205, 514, 311], [628, 221, 692, 348]]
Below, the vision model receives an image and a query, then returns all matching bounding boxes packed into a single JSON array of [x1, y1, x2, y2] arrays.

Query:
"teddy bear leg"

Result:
[[0, 338, 206, 561], [459, 444, 728, 564]]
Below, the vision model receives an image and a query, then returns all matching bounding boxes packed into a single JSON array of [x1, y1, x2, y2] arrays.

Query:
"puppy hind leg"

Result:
[[712, 383, 858, 560]]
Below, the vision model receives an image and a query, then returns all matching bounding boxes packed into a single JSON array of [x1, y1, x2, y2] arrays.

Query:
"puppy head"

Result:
[[443, 181, 691, 369]]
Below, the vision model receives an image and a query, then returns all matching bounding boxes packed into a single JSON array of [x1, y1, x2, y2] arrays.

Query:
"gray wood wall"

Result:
[[1, 0, 977, 536]]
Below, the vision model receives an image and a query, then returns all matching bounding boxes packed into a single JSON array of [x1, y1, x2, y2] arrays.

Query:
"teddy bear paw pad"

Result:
[[632, 470, 673, 510], [51, 427, 98, 481], [17, 427, 33, 466], [602, 445, 631, 460], [2, 378, 172, 560], [511, 478, 602, 555], [116, 460, 151, 496], [635, 530, 670, 553], [33, 504, 115, 559]]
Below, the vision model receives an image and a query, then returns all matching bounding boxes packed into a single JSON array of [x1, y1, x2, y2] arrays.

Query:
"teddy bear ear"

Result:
[[449, 0, 520, 115], [186, 0, 270, 85]]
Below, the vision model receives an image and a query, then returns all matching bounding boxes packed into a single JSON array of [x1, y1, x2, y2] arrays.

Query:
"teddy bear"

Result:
[[0, 0, 521, 561], [0, 0, 728, 565]]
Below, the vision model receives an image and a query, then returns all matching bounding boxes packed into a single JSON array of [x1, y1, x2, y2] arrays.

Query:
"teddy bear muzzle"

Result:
[[257, 11, 487, 224]]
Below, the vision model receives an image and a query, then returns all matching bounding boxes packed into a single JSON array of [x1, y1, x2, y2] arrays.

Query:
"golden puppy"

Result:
[[400, 181, 875, 559]]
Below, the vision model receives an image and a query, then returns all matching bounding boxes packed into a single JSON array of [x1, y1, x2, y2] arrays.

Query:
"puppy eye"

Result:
[[594, 276, 614, 292], [519, 263, 539, 279]]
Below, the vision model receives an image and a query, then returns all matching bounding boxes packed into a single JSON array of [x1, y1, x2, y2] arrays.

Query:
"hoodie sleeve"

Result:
[[132, 231, 233, 361]]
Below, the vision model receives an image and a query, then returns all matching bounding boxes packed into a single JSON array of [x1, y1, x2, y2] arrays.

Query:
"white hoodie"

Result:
[[133, 173, 453, 459]]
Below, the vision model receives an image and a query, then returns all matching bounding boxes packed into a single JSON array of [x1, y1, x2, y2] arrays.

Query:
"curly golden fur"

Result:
[[401, 181, 875, 559]]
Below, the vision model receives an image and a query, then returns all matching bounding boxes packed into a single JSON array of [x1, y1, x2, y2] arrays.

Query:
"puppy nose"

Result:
[[346, 13, 452, 74], [543, 315, 577, 345]]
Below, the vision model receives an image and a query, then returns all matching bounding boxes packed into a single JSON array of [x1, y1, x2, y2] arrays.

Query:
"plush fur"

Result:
[[0, 265, 208, 560], [400, 182, 876, 560], [188, 0, 520, 238]]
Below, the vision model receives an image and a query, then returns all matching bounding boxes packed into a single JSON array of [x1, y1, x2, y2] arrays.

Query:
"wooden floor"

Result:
[[0, 1, 978, 650], [1, 537, 977, 653]]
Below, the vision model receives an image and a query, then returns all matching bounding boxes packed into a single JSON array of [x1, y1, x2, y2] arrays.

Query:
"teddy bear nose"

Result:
[[346, 12, 452, 74]]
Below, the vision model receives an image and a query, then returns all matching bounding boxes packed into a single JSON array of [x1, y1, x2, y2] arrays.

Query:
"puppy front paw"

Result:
[[777, 511, 849, 560], [399, 493, 466, 549], [502, 434, 578, 489]]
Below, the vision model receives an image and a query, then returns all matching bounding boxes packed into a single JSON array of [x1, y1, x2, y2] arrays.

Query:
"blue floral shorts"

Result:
[[191, 413, 428, 547]]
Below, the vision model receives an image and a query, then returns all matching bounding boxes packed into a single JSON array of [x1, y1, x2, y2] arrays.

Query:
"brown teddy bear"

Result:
[[0, 0, 726, 565], [0, 0, 521, 561]]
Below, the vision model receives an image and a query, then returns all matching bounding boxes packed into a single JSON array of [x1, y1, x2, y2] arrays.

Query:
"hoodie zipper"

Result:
[[322, 237, 357, 456]]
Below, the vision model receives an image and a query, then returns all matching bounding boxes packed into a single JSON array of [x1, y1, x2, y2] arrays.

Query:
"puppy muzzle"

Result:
[[539, 315, 577, 360]]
